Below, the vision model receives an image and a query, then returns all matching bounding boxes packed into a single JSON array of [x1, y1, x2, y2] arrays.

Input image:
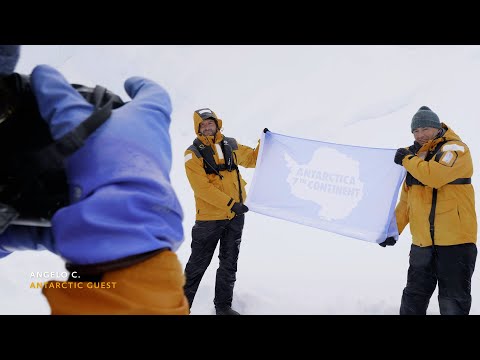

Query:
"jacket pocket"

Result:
[[435, 199, 461, 236]]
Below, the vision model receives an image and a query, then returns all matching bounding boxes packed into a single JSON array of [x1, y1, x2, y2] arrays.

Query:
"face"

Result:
[[199, 119, 217, 136], [412, 127, 441, 146]]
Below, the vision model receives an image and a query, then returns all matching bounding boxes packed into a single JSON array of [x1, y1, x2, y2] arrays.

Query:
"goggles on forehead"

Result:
[[195, 108, 217, 120]]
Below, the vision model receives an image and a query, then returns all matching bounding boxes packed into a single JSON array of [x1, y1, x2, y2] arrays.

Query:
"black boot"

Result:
[[216, 306, 240, 315]]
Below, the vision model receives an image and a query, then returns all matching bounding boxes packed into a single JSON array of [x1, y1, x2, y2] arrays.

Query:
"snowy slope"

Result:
[[1, 45, 479, 314]]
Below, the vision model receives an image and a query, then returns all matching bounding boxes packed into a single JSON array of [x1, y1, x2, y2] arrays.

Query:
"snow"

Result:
[[1, 45, 478, 314]]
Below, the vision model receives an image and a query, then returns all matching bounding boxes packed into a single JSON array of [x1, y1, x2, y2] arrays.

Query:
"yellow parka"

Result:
[[184, 111, 259, 221], [395, 123, 477, 247]]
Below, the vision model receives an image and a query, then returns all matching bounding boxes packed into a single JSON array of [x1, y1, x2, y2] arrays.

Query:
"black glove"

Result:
[[394, 148, 413, 165], [413, 141, 422, 152], [379, 237, 397, 247], [231, 202, 249, 216]]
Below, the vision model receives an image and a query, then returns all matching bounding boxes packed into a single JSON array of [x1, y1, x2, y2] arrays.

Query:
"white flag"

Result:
[[246, 131, 406, 243]]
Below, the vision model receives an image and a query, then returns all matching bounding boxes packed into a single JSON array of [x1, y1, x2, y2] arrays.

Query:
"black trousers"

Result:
[[183, 214, 244, 309], [400, 243, 477, 315]]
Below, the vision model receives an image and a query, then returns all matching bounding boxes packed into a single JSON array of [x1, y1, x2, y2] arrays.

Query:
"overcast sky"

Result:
[[1, 45, 479, 315]]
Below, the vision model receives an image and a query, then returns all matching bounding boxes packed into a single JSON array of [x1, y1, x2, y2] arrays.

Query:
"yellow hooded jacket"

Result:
[[395, 123, 477, 247], [184, 111, 259, 220]]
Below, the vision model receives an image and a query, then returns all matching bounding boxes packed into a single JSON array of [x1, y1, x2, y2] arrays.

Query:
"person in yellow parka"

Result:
[[183, 108, 259, 315], [382, 106, 477, 315]]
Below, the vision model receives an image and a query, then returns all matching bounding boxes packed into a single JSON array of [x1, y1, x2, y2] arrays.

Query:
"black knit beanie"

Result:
[[411, 106, 441, 133]]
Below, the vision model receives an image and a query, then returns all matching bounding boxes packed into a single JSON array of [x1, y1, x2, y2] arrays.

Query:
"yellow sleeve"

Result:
[[184, 149, 235, 210], [235, 139, 260, 168], [394, 181, 409, 235], [402, 141, 473, 189]]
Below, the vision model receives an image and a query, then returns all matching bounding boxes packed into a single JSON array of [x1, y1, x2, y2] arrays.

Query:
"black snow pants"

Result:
[[183, 214, 244, 309], [400, 243, 477, 315]]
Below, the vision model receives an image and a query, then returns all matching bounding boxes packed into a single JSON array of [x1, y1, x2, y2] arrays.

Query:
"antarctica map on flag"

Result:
[[246, 131, 406, 243], [285, 147, 364, 221]]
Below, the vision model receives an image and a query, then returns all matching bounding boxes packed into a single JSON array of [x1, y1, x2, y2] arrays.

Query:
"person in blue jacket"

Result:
[[0, 45, 189, 314]]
